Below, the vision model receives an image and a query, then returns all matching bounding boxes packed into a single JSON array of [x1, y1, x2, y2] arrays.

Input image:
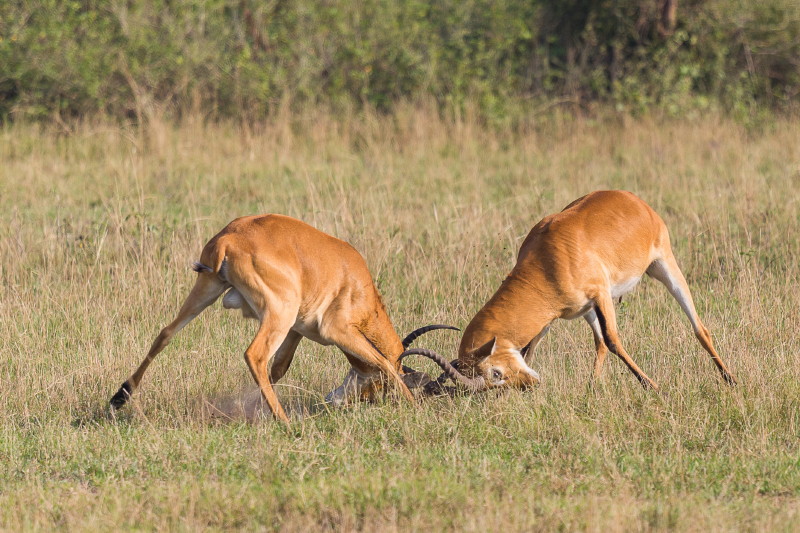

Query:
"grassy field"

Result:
[[1, 108, 799, 531]]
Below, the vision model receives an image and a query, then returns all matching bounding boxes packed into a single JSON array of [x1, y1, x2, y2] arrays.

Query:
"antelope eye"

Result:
[[491, 368, 503, 381]]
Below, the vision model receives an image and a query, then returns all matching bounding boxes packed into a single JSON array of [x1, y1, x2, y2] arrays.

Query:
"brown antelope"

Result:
[[110, 214, 456, 423], [402, 190, 736, 392]]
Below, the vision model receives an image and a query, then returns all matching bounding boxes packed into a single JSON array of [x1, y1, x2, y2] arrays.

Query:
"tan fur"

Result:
[[115, 214, 412, 423], [458, 190, 736, 389]]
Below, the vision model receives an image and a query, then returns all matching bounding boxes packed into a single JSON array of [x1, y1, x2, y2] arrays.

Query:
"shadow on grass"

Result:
[[69, 377, 463, 429], [200, 380, 462, 423], [71, 403, 135, 428], [199, 385, 333, 423]]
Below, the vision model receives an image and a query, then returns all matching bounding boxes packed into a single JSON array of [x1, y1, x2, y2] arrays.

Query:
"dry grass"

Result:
[[1, 108, 799, 531]]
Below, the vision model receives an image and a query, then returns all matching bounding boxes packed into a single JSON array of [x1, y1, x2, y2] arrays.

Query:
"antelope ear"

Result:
[[472, 337, 497, 364]]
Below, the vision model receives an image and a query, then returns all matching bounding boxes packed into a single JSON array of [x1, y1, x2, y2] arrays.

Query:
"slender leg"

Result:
[[329, 328, 415, 404], [110, 273, 226, 408], [243, 316, 295, 424], [647, 255, 736, 384], [268, 330, 303, 383], [584, 309, 609, 378], [594, 292, 659, 390], [521, 324, 551, 365], [228, 275, 300, 423]]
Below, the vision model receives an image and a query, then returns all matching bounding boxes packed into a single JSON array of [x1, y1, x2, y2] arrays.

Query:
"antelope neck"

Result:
[[459, 273, 555, 357]]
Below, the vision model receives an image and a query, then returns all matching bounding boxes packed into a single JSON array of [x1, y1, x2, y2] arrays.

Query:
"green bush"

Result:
[[0, 0, 798, 121]]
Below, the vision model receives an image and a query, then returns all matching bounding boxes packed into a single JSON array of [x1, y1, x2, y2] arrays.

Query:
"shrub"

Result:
[[0, 0, 797, 121]]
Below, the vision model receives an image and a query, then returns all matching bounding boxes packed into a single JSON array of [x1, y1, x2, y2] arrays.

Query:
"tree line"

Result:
[[1, 0, 798, 122]]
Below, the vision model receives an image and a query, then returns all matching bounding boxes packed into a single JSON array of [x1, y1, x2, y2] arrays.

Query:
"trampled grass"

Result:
[[1, 109, 799, 531]]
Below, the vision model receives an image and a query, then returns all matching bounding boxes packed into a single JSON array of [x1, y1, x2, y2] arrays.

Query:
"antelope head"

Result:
[[462, 338, 541, 390], [400, 337, 541, 394]]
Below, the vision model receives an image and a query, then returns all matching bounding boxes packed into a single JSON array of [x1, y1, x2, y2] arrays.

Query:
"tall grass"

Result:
[[1, 109, 799, 530]]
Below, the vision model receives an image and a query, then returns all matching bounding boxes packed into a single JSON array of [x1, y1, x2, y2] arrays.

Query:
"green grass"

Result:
[[1, 109, 799, 530]]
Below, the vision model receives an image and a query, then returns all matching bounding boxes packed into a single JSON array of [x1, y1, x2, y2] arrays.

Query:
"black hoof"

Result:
[[110, 381, 132, 409]]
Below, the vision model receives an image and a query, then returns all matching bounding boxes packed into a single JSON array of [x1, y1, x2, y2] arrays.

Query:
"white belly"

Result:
[[563, 301, 595, 320], [292, 318, 332, 346], [610, 276, 641, 299]]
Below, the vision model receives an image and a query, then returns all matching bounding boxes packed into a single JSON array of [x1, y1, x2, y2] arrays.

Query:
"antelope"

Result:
[[109, 214, 457, 423], [402, 190, 736, 392]]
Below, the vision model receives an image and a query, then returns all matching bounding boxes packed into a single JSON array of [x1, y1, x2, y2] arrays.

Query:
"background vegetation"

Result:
[[2, 1, 799, 530], [2, 0, 799, 122], [1, 111, 799, 530]]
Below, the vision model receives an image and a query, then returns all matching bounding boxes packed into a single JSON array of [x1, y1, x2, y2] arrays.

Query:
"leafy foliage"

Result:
[[1, 0, 798, 120]]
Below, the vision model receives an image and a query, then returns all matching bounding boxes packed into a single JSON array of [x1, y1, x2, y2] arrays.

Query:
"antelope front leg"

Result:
[[594, 293, 659, 390], [521, 324, 551, 365], [332, 328, 415, 404]]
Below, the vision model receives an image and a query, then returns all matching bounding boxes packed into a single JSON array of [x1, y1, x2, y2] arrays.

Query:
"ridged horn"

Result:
[[399, 348, 486, 392], [401, 324, 460, 349]]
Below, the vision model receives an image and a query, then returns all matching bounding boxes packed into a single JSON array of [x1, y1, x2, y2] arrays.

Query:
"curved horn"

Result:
[[434, 359, 460, 384], [400, 348, 486, 392], [401, 324, 460, 349]]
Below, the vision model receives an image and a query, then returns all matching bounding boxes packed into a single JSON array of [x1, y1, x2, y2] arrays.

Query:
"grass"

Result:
[[1, 107, 799, 531]]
